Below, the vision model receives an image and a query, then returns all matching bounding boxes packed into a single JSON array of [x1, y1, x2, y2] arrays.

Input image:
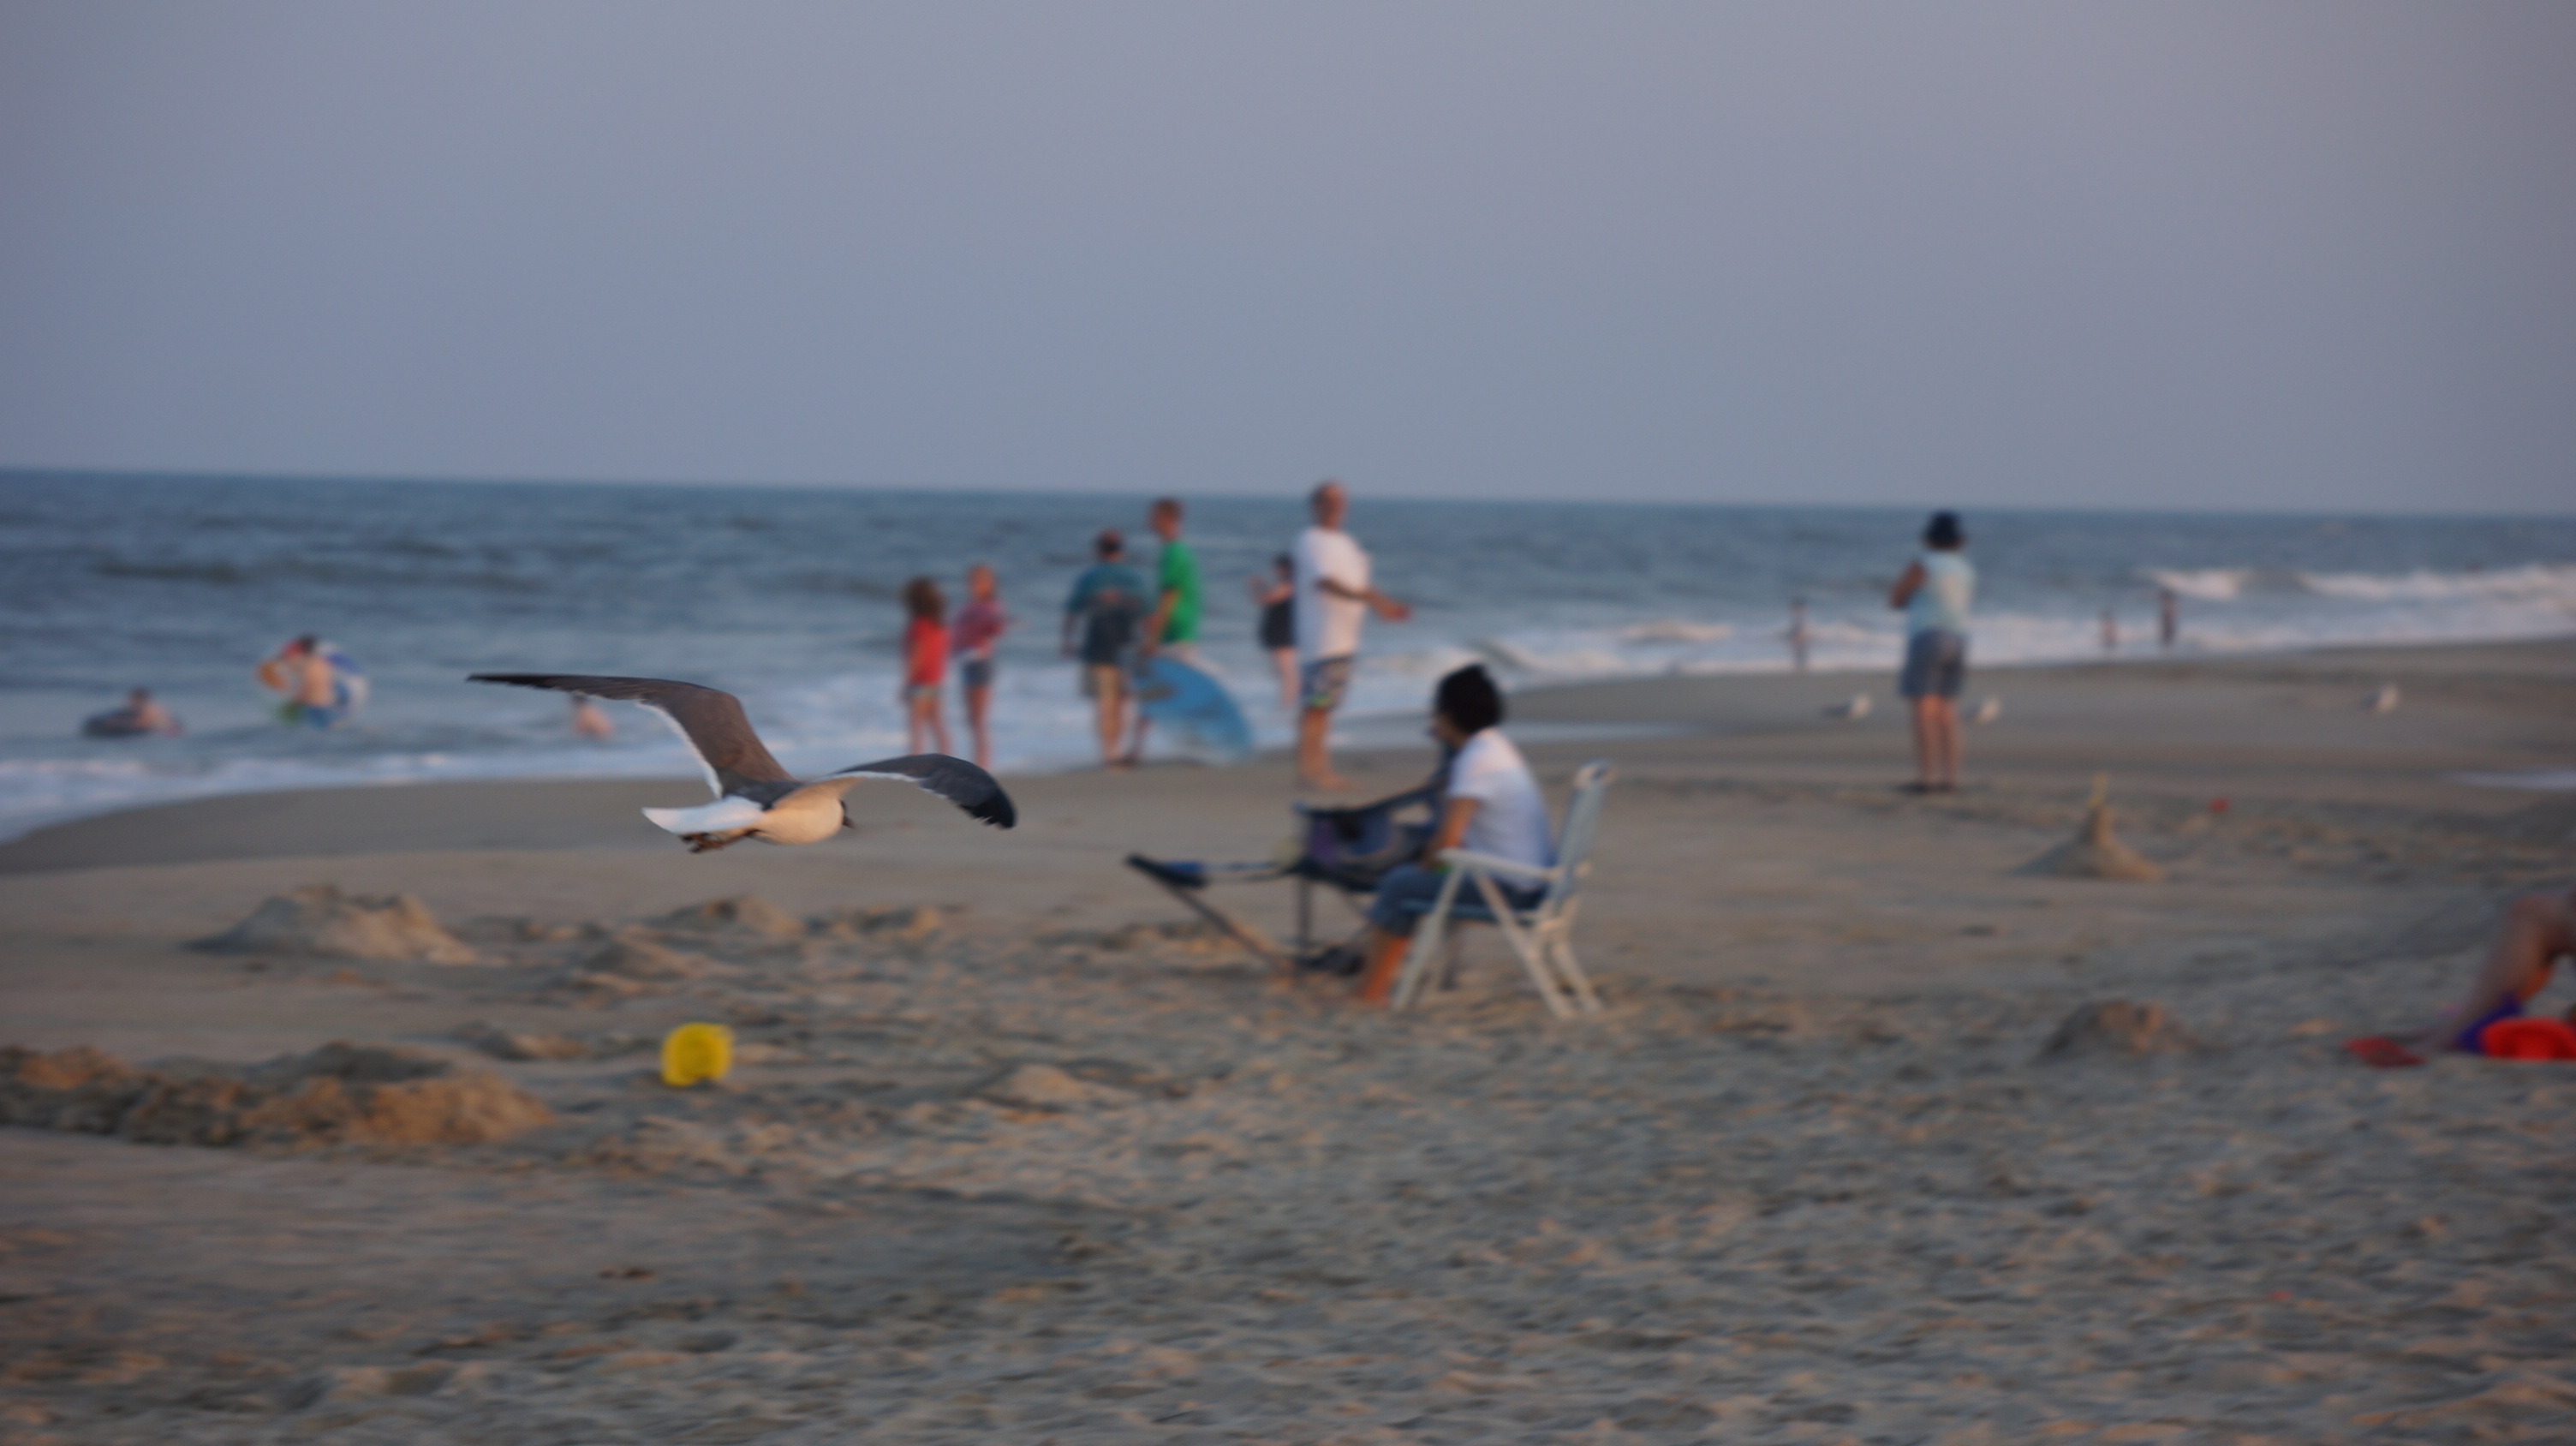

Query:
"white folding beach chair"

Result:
[[1390, 761, 1613, 1020]]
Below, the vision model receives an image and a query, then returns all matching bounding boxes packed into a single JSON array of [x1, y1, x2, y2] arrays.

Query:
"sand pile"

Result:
[[451, 1021, 641, 1061], [978, 1063, 1138, 1111], [647, 894, 805, 940], [808, 903, 956, 942], [2019, 778, 2167, 881], [2037, 1000, 2205, 1060], [192, 884, 480, 964], [580, 930, 720, 982], [0, 1042, 550, 1147]]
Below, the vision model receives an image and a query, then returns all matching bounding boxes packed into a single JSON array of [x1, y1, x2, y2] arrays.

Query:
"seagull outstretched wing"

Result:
[[816, 754, 1017, 829], [468, 673, 793, 797]]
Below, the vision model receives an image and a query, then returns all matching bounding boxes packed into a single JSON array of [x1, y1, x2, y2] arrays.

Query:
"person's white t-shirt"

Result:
[[1293, 525, 1370, 662], [1451, 728, 1554, 873]]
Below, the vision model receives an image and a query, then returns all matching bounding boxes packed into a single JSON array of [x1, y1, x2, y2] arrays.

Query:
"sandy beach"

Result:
[[3, 640, 2573, 1444]]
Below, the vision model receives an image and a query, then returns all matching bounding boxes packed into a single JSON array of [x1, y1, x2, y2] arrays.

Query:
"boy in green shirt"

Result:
[[1130, 496, 1203, 761], [1141, 496, 1201, 659]]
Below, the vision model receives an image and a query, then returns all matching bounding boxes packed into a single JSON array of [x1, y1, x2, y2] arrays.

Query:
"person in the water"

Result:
[[258, 636, 354, 726], [81, 688, 182, 738]]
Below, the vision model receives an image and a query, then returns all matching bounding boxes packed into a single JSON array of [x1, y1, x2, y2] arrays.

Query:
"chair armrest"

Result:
[[1434, 849, 1559, 883]]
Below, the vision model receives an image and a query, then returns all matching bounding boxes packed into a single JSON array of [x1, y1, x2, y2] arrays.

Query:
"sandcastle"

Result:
[[2018, 774, 2165, 882]]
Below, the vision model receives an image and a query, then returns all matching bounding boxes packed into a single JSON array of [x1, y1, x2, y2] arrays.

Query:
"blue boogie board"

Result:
[[1132, 654, 1254, 763]]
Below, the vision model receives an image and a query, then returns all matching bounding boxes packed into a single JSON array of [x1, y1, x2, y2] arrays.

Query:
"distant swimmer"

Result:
[[1787, 596, 1812, 672], [258, 635, 364, 727], [468, 673, 1016, 851], [82, 688, 182, 738], [570, 694, 616, 739], [2158, 587, 2179, 650]]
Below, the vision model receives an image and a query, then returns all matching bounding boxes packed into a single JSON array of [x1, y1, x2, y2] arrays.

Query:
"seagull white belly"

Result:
[[747, 789, 845, 845]]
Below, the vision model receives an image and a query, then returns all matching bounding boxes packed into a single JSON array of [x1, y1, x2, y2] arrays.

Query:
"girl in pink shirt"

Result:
[[902, 577, 952, 756]]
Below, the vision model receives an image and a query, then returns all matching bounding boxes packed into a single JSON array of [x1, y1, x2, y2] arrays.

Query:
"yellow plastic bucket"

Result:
[[659, 1023, 734, 1087]]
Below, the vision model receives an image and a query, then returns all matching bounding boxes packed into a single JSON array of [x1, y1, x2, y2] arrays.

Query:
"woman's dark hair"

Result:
[[1273, 552, 1292, 573], [903, 576, 945, 621], [1923, 511, 1965, 549], [1434, 664, 1505, 735]]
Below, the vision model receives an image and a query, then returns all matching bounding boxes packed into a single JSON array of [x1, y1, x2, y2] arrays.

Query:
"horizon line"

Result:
[[4, 463, 2573, 524]]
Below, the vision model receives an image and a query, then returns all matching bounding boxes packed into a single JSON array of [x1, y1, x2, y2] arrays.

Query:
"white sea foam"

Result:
[[2295, 562, 2576, 603], [2139, 567, 2255, 601]]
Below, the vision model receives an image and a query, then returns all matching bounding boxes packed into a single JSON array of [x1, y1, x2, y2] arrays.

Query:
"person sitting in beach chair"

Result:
[[2350, 882, 2576, 1066], [1352, 666, 1553, 1006]]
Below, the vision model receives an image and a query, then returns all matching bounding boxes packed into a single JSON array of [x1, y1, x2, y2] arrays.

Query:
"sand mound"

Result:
[[582, 931, 718, 981], [648, 895, 805, 939], [0, 1042, 550, 1147], [808, 904, 956, 941], [2036, 1001, 2204, 1061], [453, 1020, 620, 1061], [193, 885, 480, 964], [1041, 920, 1233, 956], [0, 1044, 146, 1132], [977, 1063, 1135, 1111], [2018, 803, 2166, 881]]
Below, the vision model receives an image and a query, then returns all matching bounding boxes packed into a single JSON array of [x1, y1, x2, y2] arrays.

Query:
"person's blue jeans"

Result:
[[1368, 861, 1541, 937]]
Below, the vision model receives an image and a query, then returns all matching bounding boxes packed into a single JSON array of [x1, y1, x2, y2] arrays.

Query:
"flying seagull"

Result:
[[469, 673, 1015, 851]]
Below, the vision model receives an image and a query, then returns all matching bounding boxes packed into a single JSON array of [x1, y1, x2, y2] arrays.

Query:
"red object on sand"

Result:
[[2343, 1037, 2424, 1069], [2209, 798, 2230, 814], [2476, 1018, 2576, 1061]]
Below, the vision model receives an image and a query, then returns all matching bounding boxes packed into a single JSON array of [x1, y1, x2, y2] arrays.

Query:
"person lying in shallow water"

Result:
[[81, 687, 182, 738]]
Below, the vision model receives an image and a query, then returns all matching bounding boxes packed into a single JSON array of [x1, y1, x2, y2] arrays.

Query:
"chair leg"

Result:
[[1473, 872, 1571, 1021], [1549, 935, 1604, 1013], [1392, 868, 1469, 1008]]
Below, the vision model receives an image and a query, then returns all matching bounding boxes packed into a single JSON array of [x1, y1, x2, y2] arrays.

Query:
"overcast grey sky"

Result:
[[3, 3, 2570, 512]]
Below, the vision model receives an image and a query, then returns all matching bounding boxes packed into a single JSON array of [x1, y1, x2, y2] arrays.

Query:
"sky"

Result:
[[2, 3, 2571, 513]]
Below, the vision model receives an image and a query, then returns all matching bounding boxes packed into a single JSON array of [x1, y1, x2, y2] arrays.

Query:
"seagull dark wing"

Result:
[[820, 754, 1017, 829], [468, 673, 794, 796]]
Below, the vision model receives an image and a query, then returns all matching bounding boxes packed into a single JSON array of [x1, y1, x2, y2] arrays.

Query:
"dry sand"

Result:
[[2, 641, 2573, 1444]]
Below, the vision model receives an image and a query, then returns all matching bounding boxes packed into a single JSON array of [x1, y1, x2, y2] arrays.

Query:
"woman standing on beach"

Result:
[[951, 564, 1009, 769], [901, 577, 953, 757], [1889, 511, 1974, 793]]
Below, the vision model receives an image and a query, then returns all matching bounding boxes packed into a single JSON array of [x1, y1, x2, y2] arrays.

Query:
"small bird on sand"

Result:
[[2364, 683, 2400, 714], [1971, 696, 2003, 725], [469, 674, 1015, 851], [1824, 692, 1872, 720]]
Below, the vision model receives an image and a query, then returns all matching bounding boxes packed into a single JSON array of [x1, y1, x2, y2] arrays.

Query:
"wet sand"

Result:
[[2, 640, 2572, 1443]]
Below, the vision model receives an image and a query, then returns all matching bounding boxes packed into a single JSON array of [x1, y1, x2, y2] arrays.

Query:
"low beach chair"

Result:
[[1124, 774, 1447, 971], [1390, 761, 1613, 1020]]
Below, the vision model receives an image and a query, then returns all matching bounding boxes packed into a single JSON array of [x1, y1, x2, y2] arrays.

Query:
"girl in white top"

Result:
[[1888, 511, 1975, 793]]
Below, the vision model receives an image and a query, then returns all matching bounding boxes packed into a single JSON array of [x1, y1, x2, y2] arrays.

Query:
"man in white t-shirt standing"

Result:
[[1355, 665, 1553, 1005], [1293, 479, 1410, 791]]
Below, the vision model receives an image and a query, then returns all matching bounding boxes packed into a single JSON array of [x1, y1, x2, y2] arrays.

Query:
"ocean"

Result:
[[3, 471, 2572, 840]]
